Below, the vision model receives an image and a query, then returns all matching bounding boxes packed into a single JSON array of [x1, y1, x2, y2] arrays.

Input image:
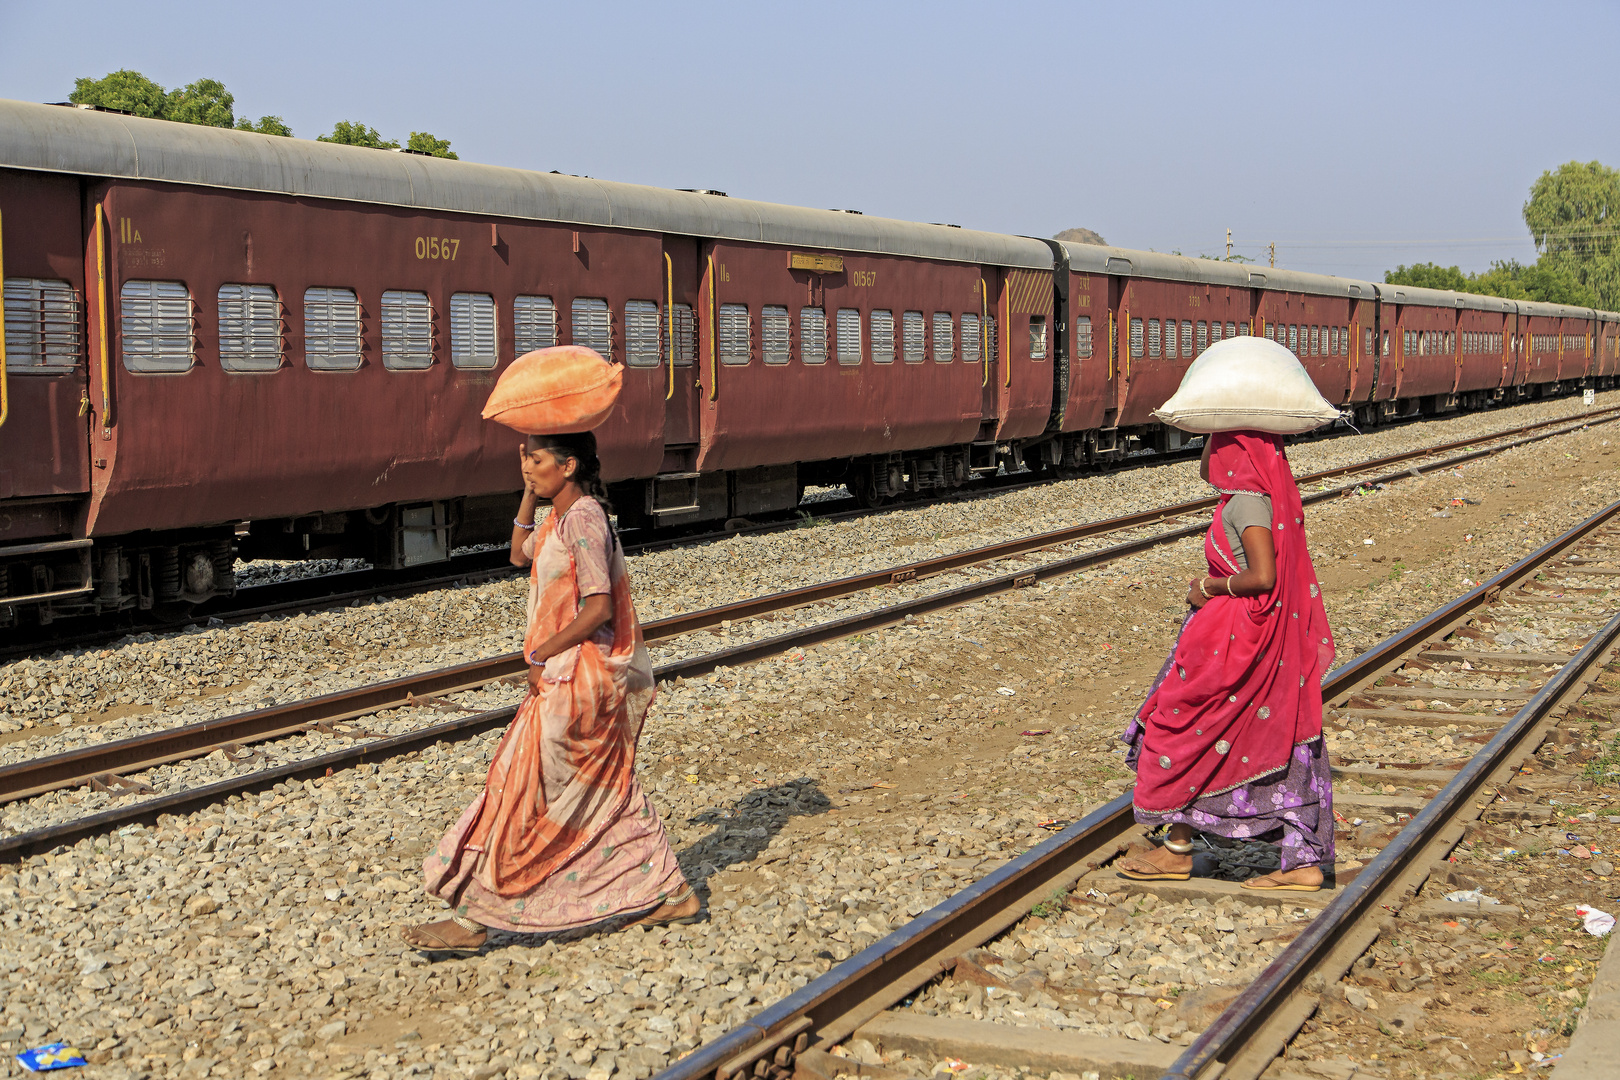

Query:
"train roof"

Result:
[[1060, 242, 1379, 298], [0, 99, 1054, 270]]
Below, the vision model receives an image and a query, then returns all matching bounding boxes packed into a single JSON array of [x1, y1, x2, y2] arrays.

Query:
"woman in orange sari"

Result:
[[401, 432, 697, 953]]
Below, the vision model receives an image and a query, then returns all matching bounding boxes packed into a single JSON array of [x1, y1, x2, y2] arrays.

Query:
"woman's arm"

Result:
[[526, 594, 613, 694], [511, 492, 540, 567], [1185, 525, 1278, 607]]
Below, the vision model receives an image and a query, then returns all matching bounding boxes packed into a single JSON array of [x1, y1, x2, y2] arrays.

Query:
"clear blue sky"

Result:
[[5, 0, 1617, 280]]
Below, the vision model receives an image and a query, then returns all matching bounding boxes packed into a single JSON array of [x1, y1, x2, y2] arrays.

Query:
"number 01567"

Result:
[[415, 237, 460, 260]]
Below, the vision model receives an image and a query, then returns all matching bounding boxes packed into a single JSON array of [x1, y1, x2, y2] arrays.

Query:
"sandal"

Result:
[[1116, 852, 1191, 882], [629, 886, 703, 928], [1240, 870, 1322, 893], [399, 917, 487, 954]]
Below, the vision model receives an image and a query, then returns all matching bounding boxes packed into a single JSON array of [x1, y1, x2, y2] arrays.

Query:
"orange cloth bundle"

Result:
[[481, 346, 623, 434]]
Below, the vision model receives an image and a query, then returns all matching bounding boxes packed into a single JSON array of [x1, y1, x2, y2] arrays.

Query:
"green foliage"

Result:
[[1030, 887, 1068, 919], [1388, 159, 1620, 309], [70, 69, 166, 118], [318, 121, 399, 149], [236, 115, 293, 137], [163, 78, 235, 128], [69, 69, 291, 137], [406, 131, 458, 159]]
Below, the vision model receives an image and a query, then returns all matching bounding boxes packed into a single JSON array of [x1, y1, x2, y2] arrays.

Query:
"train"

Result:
[[2, 98, 1617, 626]]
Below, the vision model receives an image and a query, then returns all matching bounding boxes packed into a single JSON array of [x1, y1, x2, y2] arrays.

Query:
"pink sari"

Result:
[[1133, 431, 1335, 814]]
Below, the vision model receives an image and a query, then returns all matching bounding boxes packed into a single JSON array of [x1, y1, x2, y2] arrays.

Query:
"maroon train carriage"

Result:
[[0, 99, 1056, 625], [1, 98, 1616, 628]]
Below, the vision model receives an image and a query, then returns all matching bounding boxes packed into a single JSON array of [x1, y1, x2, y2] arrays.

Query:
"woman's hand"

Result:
[[527, 662, 545, 696], [1187, 578, 1209, 609]]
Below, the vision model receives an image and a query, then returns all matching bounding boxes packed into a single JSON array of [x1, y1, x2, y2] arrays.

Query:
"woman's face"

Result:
[[524, 446, 577, 500], [1200, 437, 1213, 483]]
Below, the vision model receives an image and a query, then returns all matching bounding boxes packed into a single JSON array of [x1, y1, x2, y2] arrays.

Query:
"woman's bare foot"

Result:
[[399, 918, 486, 952], [630, 888, 702, 928], [1117, 844, 1193, 880], [1241, 864, 1324, 891]]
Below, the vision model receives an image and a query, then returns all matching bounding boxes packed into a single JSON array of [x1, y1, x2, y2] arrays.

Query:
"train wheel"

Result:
[[850, 472, 891, 509]]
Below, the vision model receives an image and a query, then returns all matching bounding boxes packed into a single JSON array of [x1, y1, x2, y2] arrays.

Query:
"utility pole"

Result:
[[1226, 228, 1232, 259], [1269, 242, 1275, 268]]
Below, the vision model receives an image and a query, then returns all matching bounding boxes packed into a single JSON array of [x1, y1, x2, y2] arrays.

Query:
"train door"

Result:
[[661, 236, 701, 452], [0, 170, 92, 513], [979, 268, 1004, 429]]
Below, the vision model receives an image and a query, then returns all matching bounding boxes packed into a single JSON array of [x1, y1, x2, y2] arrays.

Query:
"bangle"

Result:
[[1198, 578, 1212, 599], [513, 518, 536, 531], [1223, 577, 1234, 595]]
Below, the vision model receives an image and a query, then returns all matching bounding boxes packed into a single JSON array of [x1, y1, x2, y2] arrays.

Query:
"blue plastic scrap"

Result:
[[15, 1043, 87, 1072]]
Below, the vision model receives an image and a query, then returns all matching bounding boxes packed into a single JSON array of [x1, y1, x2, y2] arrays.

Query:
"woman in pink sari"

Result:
[[1116, 430, 1336, 891], [400, 432, 697, 952]]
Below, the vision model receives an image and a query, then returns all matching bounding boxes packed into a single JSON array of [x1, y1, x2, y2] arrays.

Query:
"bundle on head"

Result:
[[1151, 336, 1343, 435], [482, 345, 623, 434], [528, 431, 613, 515]]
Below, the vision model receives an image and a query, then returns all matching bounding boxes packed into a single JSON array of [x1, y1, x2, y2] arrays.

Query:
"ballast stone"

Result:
[[1151, 336, 1343, 434]]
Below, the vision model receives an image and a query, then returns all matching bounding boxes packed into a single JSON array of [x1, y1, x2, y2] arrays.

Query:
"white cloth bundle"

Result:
[[1151, 336, 1343, 434]]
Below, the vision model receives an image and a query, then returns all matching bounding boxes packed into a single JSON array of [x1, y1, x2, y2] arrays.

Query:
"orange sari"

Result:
[[423, 500, 687, 931]]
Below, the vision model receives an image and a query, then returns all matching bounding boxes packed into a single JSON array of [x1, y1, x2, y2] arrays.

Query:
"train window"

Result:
[[801, 306, 827, 364], [217, 283, 283, 372], [1180, 320, 1193, 359], [120, 280, 195, 373], [869, 310, 895, 364], [1162, 318, 1176, 358], [381, 290, 434, 370], [1076, 316, 1092, 360], [1196, 321, 1209, 355], [1363, 329, 1373, 357], [570, 297, 612, 362], [719, 303, 750, 365], [1307, 325, 1318, 355], [837, 309, 862, 366], [665, 303, 696, 366], [303, 287, 362, 371], [623, 300, 661, 368], [514, 295, 558, 353], [1382, 331, 1389, 356], [762, 305, 790, 365], [1210, 322, 1223, 345], [959, 313, 979, 367], [1147, 319, 1161, 358], [986, 315, 997, 365], [933, 312, 954, 363], [3, 277, 81, 373], [1128, 317, 1143, 359], [1226, 321, 1237, 340], [1030, 315, 1047, 359], [1287, 325, 1298, 354], [449, 292, 499, 370], [1264, 324, 1276, 341], [902, 311, 925, 363]]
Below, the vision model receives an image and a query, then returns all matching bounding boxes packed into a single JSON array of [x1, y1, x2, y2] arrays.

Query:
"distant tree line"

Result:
[[1388, 160, 1619, 309], [68, 70, 458, 159]]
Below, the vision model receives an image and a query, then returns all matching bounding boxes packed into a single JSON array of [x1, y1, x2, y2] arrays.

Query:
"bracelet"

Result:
[[1198, 578, 1212, 599], [513, 518, 536, 531], [1224, 577, 1234, 595]]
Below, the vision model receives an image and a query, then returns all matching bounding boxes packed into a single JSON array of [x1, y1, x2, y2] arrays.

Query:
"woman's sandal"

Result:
[[1240, 870, 1323, 893], [1116, 852, 1192, 882], [399, 918, 487, 955], [629, 886, 703, 928]]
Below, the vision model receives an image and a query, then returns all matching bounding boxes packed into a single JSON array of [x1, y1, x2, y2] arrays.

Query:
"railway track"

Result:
[[5, 402, 1612, 663], [641, 499, 1620, 1080], [0, 406, 1615, 861]]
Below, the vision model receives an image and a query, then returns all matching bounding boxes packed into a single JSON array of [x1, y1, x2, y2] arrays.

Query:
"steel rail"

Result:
[[0, 409, 1613, 820], [639, 496, 1620, 1080]]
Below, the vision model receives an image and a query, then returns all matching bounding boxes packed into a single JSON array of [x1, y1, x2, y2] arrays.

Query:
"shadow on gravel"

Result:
[[676, 776, 832, 897]]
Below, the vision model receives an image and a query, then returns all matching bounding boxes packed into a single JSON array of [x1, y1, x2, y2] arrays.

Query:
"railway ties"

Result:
[[655, 503, 1620, 1080]]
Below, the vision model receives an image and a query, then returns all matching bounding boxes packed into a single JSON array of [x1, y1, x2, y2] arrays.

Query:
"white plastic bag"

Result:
[[1576, 904, 1615, 936], [1151, 336, 1343, 434]]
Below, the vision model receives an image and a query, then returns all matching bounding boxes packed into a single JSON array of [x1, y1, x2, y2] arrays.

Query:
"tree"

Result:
[[1053, 227, 1107, 246], [164, 78, 236, 128], [405, 131, 457, 159], [1384, 263, 1471, 291], [69, 69, 167, 118], [318, 121, 399, 149], [1524, 160, 1620, 310], [236, 115, 293, 137]]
